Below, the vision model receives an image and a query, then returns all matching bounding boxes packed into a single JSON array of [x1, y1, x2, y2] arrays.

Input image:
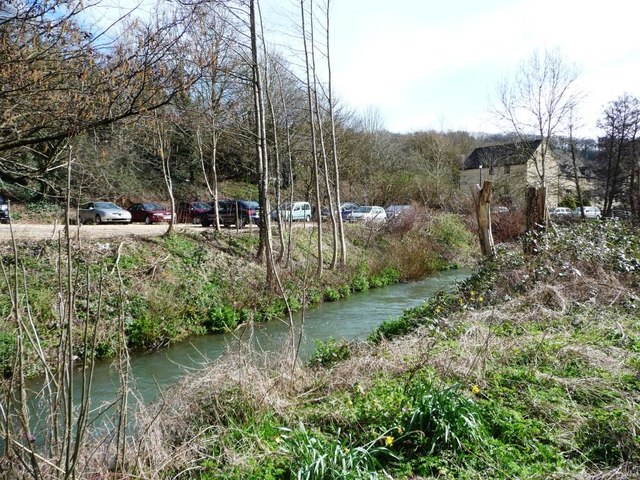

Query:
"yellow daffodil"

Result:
[[471, 385, 481, 395], [385, 436, 394, 446]]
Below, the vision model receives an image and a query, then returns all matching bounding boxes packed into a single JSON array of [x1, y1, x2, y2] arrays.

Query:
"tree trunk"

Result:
[[250, 0, 275, 287], [470, 180, 495, 257], [300, 0, 323, 276], [524, 186, 547, 255]]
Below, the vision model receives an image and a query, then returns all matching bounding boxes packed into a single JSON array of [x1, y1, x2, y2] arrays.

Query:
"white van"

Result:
[[272, 201, 312, 222]]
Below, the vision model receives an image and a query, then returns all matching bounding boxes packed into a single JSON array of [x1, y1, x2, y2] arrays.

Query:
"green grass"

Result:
[[160, 221, 640, 479]]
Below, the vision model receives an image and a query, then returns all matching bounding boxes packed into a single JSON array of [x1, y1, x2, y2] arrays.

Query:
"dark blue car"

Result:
[[321, 202, 360, 221], [202, 199, 260, 228]]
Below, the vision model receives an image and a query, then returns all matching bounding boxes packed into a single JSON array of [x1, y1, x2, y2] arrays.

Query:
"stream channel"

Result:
[[27, 268, 470, 436]]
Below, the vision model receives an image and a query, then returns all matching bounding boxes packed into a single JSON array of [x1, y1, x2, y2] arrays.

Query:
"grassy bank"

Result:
[[104, 220, 640, 479], [0, 211, 477, 379]]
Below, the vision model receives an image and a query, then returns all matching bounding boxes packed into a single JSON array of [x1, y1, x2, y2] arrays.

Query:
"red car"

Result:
[[177, 201, 212, 224], [128, 202, 173, 224]]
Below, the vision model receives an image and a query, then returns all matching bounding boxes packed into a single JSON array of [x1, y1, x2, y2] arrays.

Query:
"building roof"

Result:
[[462, 139, 542, 170]]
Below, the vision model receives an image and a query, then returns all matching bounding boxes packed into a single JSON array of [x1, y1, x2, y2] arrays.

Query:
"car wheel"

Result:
[[95, 215, 102, 225], [201, 218, 211, 227], [145, 215, 152, 225], [305, 214, 311, 222]]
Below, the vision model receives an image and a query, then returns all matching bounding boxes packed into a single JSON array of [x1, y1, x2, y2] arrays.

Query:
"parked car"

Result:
[[550, 207, 573, 218], [78, 201, 132, 224], [573, 206, 601, 219], [321, 201, 360, 221], [347, 206, 387, 224], [177, 201, 211, 224], [271, 201, 312, 222], [128, 202, 173, 224], [201, 199, 260, 228], [0, 196, 9, 224], [384, 204, 414, 219], [492, 206, 510, 214]]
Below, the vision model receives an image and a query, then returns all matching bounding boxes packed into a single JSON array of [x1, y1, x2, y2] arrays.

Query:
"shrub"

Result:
[[429, 213, 474, 250], [125, 314, 161, 349], [308, 339, 352, 368], [278, 424, 394, 480], [575, 408, 640, 466], [350, 274, 369, 292], [369, 267, 400, 288], [491, 209, 525, 243], [399, 382, 484, 454], [0, 331, 16, 378], [205, 305, 240, 333], [323, 287, 341, 302]]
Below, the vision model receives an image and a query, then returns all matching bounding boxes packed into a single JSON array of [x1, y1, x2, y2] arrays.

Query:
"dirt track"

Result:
[[0, 223, 241, 241]]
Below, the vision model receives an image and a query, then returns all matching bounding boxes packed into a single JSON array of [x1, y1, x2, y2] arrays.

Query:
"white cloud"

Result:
[[327, 0, 640, 136]]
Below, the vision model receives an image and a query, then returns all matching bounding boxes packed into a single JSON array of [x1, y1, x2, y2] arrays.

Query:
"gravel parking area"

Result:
[[0, 223, 210, 241]]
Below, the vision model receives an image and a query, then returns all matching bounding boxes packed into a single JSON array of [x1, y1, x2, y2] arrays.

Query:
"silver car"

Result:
[[78, 201, 132, 225], [573, 206, 601, 219], [347, 206, 387, 224]]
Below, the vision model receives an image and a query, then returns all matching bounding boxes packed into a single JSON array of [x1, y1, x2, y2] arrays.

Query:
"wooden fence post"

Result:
[[471, 181, 495, 257]]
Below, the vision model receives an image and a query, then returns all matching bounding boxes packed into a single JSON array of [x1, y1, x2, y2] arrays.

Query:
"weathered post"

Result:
[[524, 186, 547, 255], [471, 180, 495, 257]]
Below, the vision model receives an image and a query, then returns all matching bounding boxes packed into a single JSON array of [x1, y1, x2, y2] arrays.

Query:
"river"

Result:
[[83, 268, 469, 407], [18, 268, 469, 443]]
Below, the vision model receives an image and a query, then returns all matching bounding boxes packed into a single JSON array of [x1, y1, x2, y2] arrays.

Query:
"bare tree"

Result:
[[324, 0, 347, 267], [566, 108, 586, 219], [300, 0, 324, 276], [249, 0, 276, 286], [596, 94, 640, 217], [495, 49, 580, 190], [0, 0, 203, 198], [154, 112, 177, 236], [189, 5, 237, 231]]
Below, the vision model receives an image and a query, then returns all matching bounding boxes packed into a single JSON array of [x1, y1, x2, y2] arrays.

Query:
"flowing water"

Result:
[[20, 268, 470, 441], [83, 268, 470, 406]]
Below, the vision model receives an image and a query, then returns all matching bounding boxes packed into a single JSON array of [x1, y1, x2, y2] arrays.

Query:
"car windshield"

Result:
[[243, 201, 259, 209], [192, 202, 210, 209], [355, 206, 372, 213], [94, 202, 119, 209], [144, 203, 165, 210]]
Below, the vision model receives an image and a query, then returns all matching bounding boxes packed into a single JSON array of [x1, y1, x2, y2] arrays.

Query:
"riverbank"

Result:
[[0, 212, 478, 379], [104, 220, 640, 479]]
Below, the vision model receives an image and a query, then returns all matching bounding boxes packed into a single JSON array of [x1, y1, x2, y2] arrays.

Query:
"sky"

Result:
[[273, 0, 640, 138], [91, 0, 640, 139]]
